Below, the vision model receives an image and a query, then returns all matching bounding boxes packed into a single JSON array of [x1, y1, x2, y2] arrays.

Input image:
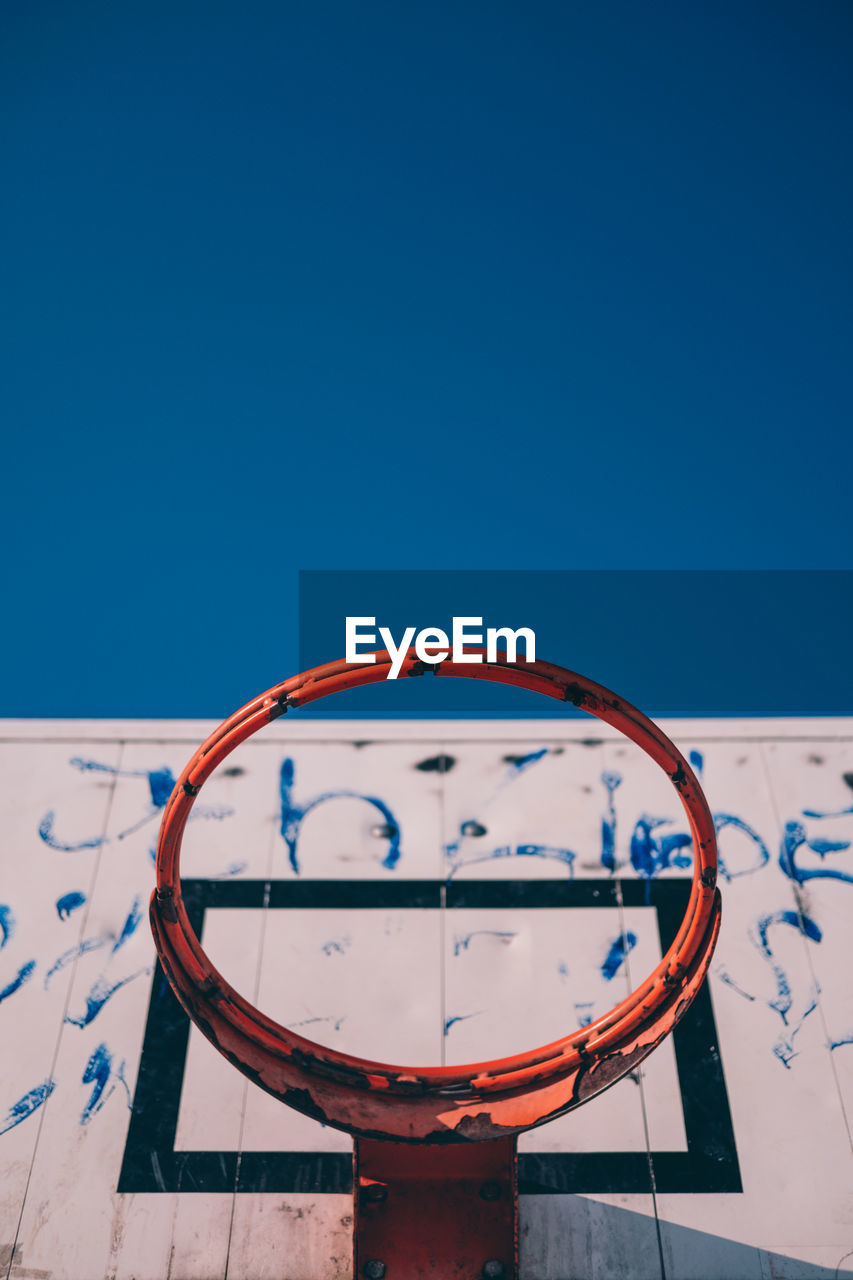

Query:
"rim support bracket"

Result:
[[354, 1136, 518, 1280]]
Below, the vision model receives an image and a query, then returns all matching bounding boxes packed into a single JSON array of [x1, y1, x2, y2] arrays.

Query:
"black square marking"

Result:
[[119, 879, 741, 1195]]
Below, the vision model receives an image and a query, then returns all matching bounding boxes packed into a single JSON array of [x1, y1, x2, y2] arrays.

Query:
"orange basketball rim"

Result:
[[150, 650, 721, 1145]]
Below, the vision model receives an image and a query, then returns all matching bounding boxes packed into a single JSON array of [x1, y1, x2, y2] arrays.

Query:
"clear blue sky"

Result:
[[2, 3, 851, 717]]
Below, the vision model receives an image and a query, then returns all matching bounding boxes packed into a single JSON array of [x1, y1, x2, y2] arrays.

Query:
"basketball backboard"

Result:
[[2, 714, 852, 1279]]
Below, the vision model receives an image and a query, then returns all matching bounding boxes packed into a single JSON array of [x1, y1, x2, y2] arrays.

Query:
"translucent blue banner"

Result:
[[298, 571, 853, 718]]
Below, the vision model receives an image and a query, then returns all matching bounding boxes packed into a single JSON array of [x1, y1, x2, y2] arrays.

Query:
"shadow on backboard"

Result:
[[520, 1195, 853, 1280]]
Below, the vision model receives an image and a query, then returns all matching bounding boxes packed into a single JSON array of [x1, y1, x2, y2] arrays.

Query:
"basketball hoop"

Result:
[[150, 651, 720, 1277]]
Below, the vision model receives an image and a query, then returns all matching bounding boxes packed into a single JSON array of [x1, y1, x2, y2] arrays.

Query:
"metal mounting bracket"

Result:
[[353, 1136, 518, 1279]]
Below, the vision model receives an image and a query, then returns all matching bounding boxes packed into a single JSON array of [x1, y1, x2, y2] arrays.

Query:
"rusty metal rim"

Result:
[[152, 651, 719, 1119]]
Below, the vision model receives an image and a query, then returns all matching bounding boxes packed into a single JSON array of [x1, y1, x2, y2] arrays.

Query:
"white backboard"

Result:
[[1, 715, 852, 1279]]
